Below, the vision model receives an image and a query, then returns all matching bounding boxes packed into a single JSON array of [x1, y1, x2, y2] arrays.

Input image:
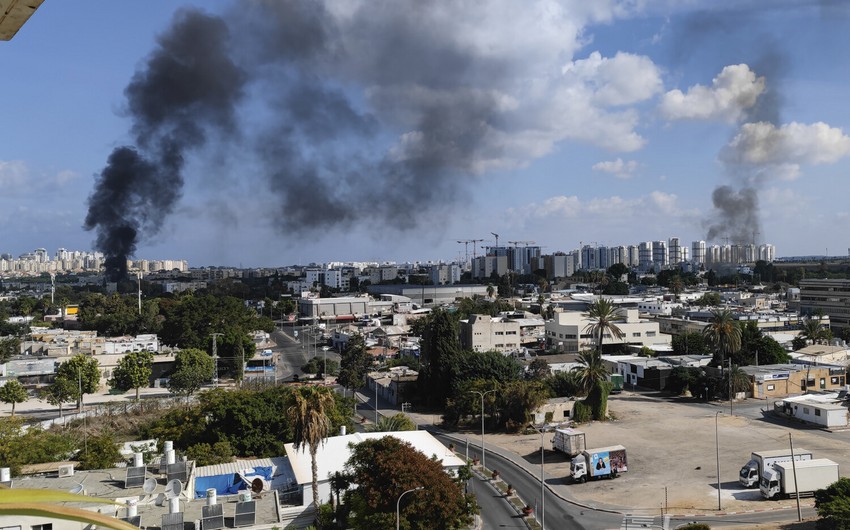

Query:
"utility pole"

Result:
[[210, 333, 223, 387], [137, 272, 142, 315]]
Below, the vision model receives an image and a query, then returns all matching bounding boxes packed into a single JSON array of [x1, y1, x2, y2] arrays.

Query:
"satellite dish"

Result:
[[251, 478, 264, 494], [143, 477, 157, 494], [69, 484, 85, 495], [164, 479, 182, 499]]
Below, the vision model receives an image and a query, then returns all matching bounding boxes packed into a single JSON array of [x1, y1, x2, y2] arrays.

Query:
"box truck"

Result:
[[552, 428, 586, 457], [760, 458, 839, 500], [570, 445, 627, 483], [739, 449, 814, 488], [608, 374, 624, 394]]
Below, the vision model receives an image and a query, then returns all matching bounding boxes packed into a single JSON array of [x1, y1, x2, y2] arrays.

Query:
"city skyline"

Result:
[[2, 1, 849, 267]]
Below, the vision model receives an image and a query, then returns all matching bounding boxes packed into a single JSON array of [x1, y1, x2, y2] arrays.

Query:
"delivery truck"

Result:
[[552, 428, 586, 457], [739, 448, 814, 488], [570, 445, 627, 483], [760, 458, 839, 500]]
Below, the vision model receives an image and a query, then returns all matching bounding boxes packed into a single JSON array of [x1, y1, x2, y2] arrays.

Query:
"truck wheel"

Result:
[[580, 476, 586, 484]]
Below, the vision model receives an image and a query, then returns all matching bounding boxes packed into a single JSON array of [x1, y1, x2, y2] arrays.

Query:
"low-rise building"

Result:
[[740, 364, 847, 400], [546, 308, 670, 353], [459, 314, 521, 354]]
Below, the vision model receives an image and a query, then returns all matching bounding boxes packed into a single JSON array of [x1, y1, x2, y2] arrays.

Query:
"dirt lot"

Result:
[[487, 392, 850, 515]]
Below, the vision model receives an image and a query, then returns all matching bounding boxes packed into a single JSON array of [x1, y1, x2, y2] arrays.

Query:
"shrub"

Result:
[[573, 401, 591, 423]]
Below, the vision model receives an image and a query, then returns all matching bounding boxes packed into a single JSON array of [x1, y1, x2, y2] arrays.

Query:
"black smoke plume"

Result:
[[705, 186, 761, 245], [85, 9, 246, 280], [85, 1, 512, 267]]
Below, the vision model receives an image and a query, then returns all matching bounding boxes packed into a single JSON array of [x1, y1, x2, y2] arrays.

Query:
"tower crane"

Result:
[[490, 232, 500, 256]]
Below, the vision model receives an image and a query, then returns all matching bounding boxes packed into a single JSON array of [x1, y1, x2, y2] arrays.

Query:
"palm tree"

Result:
[[584, 298, 624, 352], [800, 317, 825, 345], [575, 350, 612, 420], [286, 386, 334, 510], [367, 413, 416, 432], [702, 309, 742, 369], [726, 365, 751, 398]]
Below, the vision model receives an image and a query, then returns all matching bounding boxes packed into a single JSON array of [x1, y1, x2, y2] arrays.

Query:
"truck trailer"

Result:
[[760, 458, 839, 500], [570, 445, 627, 483], [552, 428, 586, 457], [739, 448, 814, 488]]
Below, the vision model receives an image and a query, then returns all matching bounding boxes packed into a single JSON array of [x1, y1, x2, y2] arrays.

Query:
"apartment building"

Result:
[[545, 308, 670, 353], [799, 279, 850, 332], [460, 314, 521, 353]]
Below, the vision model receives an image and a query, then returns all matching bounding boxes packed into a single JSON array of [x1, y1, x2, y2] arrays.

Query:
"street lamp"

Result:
[[322, 346, 330, 379], [396, 486, 424, 530], [469, 390, 497, 470], [715, 411, 722, 511], [531, 425, 551, 529]]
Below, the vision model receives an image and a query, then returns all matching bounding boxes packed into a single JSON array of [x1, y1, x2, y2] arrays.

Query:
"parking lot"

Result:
[[488, 392, 850, 514]]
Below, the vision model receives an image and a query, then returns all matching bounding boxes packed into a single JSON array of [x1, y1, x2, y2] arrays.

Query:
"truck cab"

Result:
[[570, 455, 588, 482], [740, 460, 760, 487], [760, 469, 781, 500]]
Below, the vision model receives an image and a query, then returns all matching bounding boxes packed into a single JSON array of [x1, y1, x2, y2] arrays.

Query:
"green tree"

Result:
[[108, 351, 154, 401], [186, 441, 234, 466], [77, 431, 122, 470], [367, 413, 416, 432], [671, 332, 709, 356], [39, 377, 77, 417], [167, 348, 214, 403], [584, 298, 624, 352], [702, 309, 742, 369], [815, 476, 850, 529], [337, 334, 370, 391], [287, 386, 334, 510], [724, 365, 751, 398], [665, 367, 700, 395], [575, 350, 610, 420], [606, 263, 629, 280], [497, 380, 549, 432], [56, 354, 101, 411], [418, 309, 461, 407], [0, 380, 28, 416], [301, 356, 340, 377], [0, 337, 20, 365], [526, 357, 550, 380], [800, 317, 827, 345], [342, 436, 474, 530], [546, 370, 582, 397]]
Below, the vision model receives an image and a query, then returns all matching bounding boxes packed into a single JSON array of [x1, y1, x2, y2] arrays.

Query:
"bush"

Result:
[[677, 524, 710, 530], [187, 441, 234, 466], [573, 401, 591, 423], [77, 431, 122, 470], [302, 356, 340, 376]]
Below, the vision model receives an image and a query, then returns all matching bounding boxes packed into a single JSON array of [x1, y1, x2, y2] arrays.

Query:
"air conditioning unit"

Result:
[[58, 464, 75, 478], [237, 491, 252, 503]]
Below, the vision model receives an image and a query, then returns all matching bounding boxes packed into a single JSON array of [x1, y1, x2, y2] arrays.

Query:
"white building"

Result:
[[545, 308, 671, 353], [460, 314, 522, 353]]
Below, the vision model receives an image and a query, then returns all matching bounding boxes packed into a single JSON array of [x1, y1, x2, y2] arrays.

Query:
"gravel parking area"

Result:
[[488, 392, 850, 515]]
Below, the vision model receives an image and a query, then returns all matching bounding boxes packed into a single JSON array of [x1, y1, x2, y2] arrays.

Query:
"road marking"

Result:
[[620, 514, 656, 529]]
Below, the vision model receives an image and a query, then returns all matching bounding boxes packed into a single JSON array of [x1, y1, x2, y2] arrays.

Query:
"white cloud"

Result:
[[512, 190, 688, 221], [659, 64, 765, 122], [592, 158, 638, 178], [720, 121, 850, 178], [563, 51, 663, 106], [0, 160, 28, 189]]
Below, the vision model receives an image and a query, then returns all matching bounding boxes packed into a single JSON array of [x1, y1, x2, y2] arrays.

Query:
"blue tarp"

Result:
[[195, 474, 242, 499], [194, 467, 274, 499]]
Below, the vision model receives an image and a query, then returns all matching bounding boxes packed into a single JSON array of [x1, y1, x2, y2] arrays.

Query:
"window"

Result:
[[31, 525, 52, 530], [803, 408, 810, 415], [832, 377, 839, 385], [2, 526, 22, 530], [646, 331, 656, 337], [815, 409, 822, 416], [632, 332, 641, 338], [821, 378, 826, 389], [767, 384, 775, 391]]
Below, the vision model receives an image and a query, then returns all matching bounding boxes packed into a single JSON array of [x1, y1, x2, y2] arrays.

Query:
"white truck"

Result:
[[760, 458, 839, 500], [739, 448, 813, 488], [552, 428, 586, 457], [570, 445, 627, 483]]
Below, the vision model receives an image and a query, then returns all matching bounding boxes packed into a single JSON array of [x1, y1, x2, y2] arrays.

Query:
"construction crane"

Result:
[[457, 239, 485, 264], [490, 232, 500, 256]]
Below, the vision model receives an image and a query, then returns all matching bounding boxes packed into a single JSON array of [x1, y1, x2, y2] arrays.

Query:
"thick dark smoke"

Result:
[[85, 9, 246, 280], [669, 4, 794, 246], [705, 186, 761, 245], [86, 1, 510, 268]]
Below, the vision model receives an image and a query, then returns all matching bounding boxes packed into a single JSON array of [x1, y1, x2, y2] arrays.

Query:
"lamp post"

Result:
[[396, 486, 424, 530], [532, 425, 550, 529], [375, 376, 379, 425], [322, 346, 330, 379], [469, 390, 497, 469], [715, 411, 722, 511]]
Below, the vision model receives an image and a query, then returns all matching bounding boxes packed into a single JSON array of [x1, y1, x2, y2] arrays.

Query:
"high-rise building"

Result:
[[652, 240, 668, 268], [691, 240, 706, 265], [638, 242, 653, 270], [668, 237, 681, 264]]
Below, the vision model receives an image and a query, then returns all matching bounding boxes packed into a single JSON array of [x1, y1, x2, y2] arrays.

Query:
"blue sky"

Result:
[[2, 1, 850, 268]]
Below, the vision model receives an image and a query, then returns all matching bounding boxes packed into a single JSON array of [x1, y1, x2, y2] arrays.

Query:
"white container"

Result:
[[206, 489, 217, 506]]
